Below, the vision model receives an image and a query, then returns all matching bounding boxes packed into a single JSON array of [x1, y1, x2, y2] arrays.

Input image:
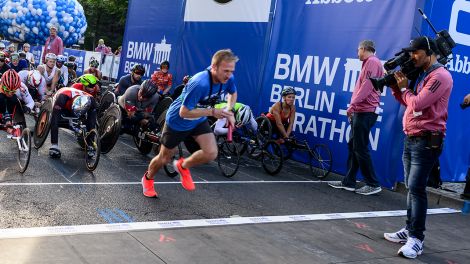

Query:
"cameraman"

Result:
[[383, 36, 453, 259]]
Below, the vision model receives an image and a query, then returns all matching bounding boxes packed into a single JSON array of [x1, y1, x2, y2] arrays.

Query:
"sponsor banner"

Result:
[[420, 0, 470, 181], [258, 0, 419, 188], [118, 0, 184, 81], [184, 0, 272, 22]]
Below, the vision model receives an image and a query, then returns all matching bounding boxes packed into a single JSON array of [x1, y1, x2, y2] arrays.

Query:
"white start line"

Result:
[[0, 208, 460, 239]]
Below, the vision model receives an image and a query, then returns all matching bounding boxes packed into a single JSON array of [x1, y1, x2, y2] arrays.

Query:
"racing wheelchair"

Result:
[[256, 114, 333, 179], [0, 100, 32, 173], [33, 98, 101, 171]]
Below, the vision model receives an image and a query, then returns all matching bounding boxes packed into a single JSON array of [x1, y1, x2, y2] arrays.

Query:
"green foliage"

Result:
[[77, 0, 129, 51]]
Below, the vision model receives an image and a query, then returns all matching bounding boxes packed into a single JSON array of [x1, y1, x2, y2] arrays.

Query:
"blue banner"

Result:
[[63, 48, 87, 76], [258, 0, 420, 188], [420, 0, 470, 182], [118, 0, 185, 82]]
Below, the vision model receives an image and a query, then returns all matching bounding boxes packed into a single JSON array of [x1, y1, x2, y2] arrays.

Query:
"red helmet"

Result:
[[1, 69, 21, 95]]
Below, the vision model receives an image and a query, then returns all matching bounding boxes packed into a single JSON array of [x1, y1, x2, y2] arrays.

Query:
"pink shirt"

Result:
[[392, 66, 453, 136], [347, 55, 383, 114], [42, 36, 64, 62]]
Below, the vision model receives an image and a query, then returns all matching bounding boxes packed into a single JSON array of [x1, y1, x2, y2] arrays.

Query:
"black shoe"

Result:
[[49, 147, 61, 159]]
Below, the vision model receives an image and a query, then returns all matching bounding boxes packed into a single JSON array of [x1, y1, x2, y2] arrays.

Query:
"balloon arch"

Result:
[[0, 0, 87, 46]]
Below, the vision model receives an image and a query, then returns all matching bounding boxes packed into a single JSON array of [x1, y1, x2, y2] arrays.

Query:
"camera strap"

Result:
[[413, 63, 443, 94], [203, 69, 223, 107]]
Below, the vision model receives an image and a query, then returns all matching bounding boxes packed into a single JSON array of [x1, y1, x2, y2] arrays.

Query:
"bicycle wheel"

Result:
[[85, 129, 101, 171], [17, 127, 32, 173], [217, 139, 240, 178], [261, 140, 283, 175], [309, 144, 332, 179], [163, 143, 183, 178]]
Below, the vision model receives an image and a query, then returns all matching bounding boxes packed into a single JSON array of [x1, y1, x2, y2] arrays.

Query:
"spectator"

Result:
[[22, 43, 35, 66], [328, 40, 383, 195], [8, 53, 29, 72], [95, 39, 111, 65], [42, 25, 64, 63], [151, 60, 173, 96], [114, 46, 122, 56], [0, 52, 11, 76], [7, 43, 15, 55]]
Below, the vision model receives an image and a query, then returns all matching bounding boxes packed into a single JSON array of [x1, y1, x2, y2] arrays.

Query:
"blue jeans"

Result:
[[403, 136, 441, 241], [342, 112, 380, 188]]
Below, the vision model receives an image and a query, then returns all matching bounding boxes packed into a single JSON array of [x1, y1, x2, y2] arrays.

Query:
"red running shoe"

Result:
[[173, 158, 195, 191], [141, 171, 158, 197]]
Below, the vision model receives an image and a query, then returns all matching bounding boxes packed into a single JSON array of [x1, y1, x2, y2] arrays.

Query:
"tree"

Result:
[[77, 0, 129, 52]]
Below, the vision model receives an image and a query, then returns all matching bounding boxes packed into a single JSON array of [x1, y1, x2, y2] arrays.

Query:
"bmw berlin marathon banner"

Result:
[[258, 0, 419, 188]]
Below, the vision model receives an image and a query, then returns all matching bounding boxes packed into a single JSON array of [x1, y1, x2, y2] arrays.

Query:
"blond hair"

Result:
[[211, 49, 239, 66]]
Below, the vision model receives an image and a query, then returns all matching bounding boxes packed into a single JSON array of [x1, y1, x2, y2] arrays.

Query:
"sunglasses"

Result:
[[2, 85, 16, 95]]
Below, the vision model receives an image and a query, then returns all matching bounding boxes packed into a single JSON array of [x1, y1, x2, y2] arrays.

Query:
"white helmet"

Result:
[[0, 42, 5, 49], [236, 105, 253, 126], [45, 53, 57, 62], [27, 70, 42, 88]]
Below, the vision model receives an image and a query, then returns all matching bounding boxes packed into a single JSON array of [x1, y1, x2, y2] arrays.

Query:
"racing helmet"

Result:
[[1, 69, 21, 95], [281, 87, 296, 97], [140, 79, 158, 98], [235, 105, 253, 126], [89, 58, 99, 68], [71, 95, 92, 117], [57, 55, 67, 63], [27, 70, 42, 88], [79, 74, 98, 88], [0, 42, 5, 49], [45, 53, 57, 62]]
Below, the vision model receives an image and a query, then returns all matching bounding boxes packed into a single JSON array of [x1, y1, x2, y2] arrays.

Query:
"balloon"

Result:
[[0, 0, 87, 45]]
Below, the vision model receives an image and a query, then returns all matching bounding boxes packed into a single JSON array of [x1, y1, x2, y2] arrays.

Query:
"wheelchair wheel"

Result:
[[33, 99, 53, 149], [256, 115, 272, 142], [217, 137, 240, 178], [17, 127, 32, 173], [261, 140, 283, 175], [133, 133, 153, 155], [153, 97, 173, 120], [309, 144, 332, 179], [85, 129, 101, 172], [163, 143, 183, 178], [98, 91, 116, 117], [99, 105, 121, 154]]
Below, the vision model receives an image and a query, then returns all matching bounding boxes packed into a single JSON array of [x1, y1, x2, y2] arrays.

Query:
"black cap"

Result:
[[403, 36, 436, 53]]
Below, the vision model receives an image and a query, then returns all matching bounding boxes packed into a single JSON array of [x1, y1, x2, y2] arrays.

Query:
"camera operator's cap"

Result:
[[403, 36, 435, 52]]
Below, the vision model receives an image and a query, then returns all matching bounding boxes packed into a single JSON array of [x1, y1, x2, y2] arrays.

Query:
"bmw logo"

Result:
[[214, 0, 233, 4]]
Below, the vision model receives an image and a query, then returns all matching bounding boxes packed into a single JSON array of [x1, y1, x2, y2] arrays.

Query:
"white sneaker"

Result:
[[398, 236, 423, 259], [384, 227, 408, 243], [328, 181, 355, 191]]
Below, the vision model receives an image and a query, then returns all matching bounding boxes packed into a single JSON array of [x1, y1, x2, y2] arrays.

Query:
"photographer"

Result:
[[383, 36, 453, 259]]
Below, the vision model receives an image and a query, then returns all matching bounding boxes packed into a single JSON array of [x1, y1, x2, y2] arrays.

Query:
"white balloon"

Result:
[[50, 11, 56, 17], [31, 9, 36, 16], [63, 31, 69, 38], [69, 27, 75, 33], [37, 9, 42, 16], [32, 27, 38, 34], [7, 27, 13, 34], [60, 25, 65, 32]]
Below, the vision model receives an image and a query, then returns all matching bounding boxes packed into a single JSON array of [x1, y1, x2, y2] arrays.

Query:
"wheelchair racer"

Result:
[[213, 102, 257, 136], [117, 79, 161, 138], [48, 87, 98, 159], [72, 74, 100, 97]]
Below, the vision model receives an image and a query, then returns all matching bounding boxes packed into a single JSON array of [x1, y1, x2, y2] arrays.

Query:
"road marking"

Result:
[[0, 180, 334, 186], [0, 208, 459, 239]]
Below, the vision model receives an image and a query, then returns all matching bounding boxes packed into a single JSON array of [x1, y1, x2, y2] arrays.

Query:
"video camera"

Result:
[[370, 8, 456, 93]]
